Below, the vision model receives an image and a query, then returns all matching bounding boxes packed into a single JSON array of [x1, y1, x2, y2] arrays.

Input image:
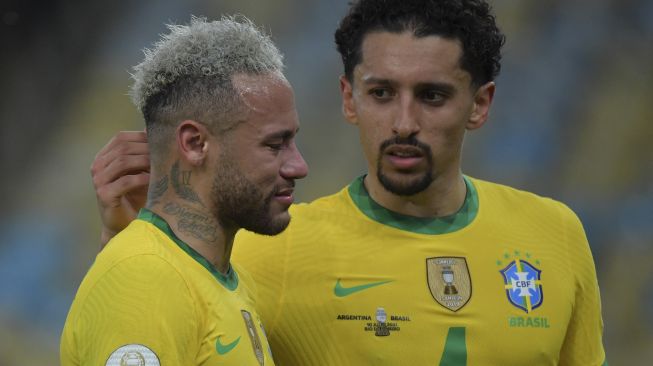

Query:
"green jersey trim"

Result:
[[347, 175, 478, 235], [137, 208, 239, 291], [439, 327, 467, 365]]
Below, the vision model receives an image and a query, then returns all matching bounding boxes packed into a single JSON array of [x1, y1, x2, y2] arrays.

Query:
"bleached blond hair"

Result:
[[129, 15, 284, 160]]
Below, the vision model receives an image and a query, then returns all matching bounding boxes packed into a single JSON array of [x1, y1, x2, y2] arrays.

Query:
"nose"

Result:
[[281, 142, 309, 180], [392, 96, 420, 138]]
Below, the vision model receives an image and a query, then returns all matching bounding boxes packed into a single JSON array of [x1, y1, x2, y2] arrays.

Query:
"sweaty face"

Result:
[[342, 31, 483, 198], [210, 73, 308, 234]]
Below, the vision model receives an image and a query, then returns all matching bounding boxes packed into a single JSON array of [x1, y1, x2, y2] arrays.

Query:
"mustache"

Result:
[[273, 180, 295, 192], [379, 136, 431, 153]]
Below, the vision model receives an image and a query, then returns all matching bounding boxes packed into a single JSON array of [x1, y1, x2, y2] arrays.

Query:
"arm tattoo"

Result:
[[147, 175, 168, 206], [171, 161, 204, 206], [163, 202, 218, 243]]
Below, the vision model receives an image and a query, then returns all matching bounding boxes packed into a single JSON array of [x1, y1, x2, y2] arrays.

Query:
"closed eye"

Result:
[[266, 143, 283, 150], [263, 129, 297, 152]]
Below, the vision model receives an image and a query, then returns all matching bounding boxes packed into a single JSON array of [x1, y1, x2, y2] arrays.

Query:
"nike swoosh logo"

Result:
[[215, 335, 241, 355], [334, 279, 393, 297]]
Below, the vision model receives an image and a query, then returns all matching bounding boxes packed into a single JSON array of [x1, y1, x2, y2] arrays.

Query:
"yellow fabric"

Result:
[[232, 177, 606, 365], [61, 217, 275, 366]]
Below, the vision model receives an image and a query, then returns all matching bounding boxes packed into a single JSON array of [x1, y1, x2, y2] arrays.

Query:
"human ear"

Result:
[[467, 81, 495, 130], [340, 75, 358, 125], [176, 120, 211, 166]]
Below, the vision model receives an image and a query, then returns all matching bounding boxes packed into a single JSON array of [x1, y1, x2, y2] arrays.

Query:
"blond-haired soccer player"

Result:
[[87, 0, 607, 365], [60, 16, 307, 365]]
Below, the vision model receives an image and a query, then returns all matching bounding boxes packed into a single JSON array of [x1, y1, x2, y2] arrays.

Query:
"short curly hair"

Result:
[[334, 0, 505, 87], [130, 16, 284, 160]]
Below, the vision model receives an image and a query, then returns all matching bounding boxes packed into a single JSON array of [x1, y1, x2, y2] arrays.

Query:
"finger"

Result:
[[92, 138, 150, 175], [98, 140, 149, 167], [93, 154, 151, 189], [95, 131, 148, 160], [96, 172, 150, 207]]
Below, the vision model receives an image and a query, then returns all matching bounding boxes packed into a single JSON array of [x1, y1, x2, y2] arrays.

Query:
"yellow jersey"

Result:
[[61, 209, 275, 366], [232, 176, 607, 365]]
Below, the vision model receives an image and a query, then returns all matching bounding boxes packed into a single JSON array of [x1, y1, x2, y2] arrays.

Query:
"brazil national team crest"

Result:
[[500, 257, 543, 313], [426, 257, 472, 312]]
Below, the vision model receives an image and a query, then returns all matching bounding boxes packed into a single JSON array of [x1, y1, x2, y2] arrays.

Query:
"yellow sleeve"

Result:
[[232, 228, 289, 336], [61, 255, 200, 365], [557, 204, 608, 366]]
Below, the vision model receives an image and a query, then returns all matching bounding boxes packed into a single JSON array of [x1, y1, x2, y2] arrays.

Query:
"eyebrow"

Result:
[[415, 82, 456, 95], [264, 128, 298, 141], [361, 76, 393, 85], [361, 76, 456, 94]]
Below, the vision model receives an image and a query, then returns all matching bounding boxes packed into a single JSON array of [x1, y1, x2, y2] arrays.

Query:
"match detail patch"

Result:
[[105, 344, 160, 366]]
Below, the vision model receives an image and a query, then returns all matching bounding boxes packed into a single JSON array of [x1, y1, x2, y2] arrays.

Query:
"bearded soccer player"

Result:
[[60, 17, 308, 365], [88, 0, 607, 365]]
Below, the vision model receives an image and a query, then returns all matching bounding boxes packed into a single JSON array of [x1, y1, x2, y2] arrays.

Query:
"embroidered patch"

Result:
[[499, 258, 543, 313], [426, 257, 472, 312], [242, 310, 265, 365], [105, 344, 160, 366]]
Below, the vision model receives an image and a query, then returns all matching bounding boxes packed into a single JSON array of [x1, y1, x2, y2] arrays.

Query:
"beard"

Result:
[[210, 156, 290, 236], [376, 136, 434, 196]]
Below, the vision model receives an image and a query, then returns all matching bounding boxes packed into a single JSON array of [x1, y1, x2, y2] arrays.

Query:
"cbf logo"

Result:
[[499, 253, 543, 313]]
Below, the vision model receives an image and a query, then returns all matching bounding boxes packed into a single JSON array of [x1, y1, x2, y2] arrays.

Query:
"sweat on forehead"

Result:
[[232, 72, 290, 111]]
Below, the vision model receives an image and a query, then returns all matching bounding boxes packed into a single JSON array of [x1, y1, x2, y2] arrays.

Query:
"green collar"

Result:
[[137, 208, 238, 291], [347, 175, 478, 235]]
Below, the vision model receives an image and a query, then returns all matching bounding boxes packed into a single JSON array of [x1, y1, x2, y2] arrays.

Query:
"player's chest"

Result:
[[282, 236, 573, 365], [195, 288, 275, 365]]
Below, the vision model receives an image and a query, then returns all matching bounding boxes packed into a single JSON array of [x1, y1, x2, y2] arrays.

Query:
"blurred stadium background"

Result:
[[1, 0, 651, 364]]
